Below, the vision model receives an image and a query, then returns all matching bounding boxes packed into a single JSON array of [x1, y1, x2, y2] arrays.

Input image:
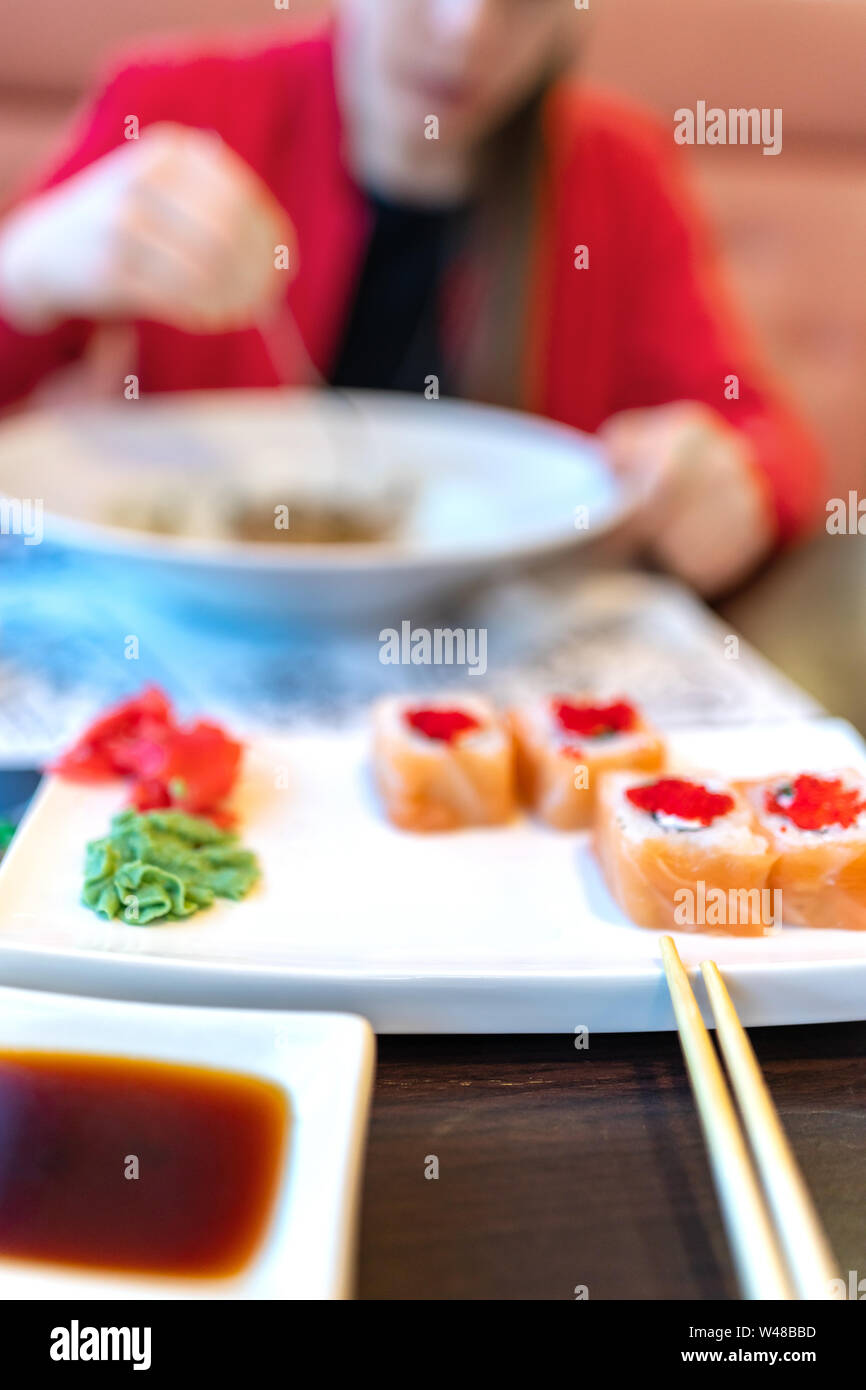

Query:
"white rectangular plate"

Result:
[[0, 988, 374, 1299], [0, 717, 865, 1033]]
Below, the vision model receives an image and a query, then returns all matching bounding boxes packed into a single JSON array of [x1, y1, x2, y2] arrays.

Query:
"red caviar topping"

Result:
[[626, 778, 734, 825], [405, 707, 481, 744], [765, 775, 866, 831], [560, 745, 585, 762], [552, 698, 637, 739]]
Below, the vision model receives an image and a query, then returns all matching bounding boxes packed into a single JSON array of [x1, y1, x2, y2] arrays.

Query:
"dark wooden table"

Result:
[[357, 533, 866, 1300]]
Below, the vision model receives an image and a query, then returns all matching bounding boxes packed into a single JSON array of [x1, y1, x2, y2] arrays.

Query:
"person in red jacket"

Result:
[[0, 2, 822, 594]]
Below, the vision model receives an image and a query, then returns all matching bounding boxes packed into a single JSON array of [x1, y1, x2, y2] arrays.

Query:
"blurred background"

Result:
[[0, 0, 863, 726], [2, 0, 863, 496]]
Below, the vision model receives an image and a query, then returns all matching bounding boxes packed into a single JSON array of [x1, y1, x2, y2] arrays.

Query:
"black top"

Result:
[[329, 193, 468, 395]]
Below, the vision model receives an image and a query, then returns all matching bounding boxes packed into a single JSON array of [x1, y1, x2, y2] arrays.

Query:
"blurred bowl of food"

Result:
[[0, 388, 635, 624]]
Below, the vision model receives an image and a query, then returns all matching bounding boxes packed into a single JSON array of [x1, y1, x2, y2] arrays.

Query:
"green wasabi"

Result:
[[82, 808, 260, 925], [0, 819, 16, 857]]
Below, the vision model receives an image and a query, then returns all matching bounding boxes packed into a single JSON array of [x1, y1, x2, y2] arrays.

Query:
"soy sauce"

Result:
[[0, 1051, 290, 1278]]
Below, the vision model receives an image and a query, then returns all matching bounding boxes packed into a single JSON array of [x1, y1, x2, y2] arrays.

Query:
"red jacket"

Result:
[[0, 29, 822, 540]]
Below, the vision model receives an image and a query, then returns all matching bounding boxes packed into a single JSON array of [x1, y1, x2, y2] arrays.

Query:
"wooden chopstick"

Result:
[[700, 959, 841, 1300], [257, 302, 325, 388], [659, 936, 795, 1299]]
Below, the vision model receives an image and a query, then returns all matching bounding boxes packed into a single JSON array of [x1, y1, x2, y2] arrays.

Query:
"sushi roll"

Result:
[[595, 771, 777, 936], [737, 770, 866, 930], [510, 695, 663, 829], [372, 696, 516, 831]]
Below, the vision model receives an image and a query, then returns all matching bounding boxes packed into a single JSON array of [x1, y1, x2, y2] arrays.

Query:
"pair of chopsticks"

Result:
[[660, 936, 840, 1300], [257, 302, 376, 459], [257, 300, 325, 390]]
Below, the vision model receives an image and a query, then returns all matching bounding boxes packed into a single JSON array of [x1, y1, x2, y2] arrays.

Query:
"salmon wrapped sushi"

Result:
[[595, 772, 777, 936], [737, 770, 866, 930], [510, 695, 663, 829], [372, 696, 516, 831]]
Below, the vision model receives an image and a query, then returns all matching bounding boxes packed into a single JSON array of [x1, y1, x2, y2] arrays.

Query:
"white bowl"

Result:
[[0, 389, 634, 623]]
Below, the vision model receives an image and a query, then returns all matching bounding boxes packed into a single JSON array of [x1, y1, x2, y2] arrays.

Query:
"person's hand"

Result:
[[599, 402, 775, 595], [0, 123, 294, 333]]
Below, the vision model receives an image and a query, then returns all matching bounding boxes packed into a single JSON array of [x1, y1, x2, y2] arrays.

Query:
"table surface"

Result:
[[3, 528, 863, 1300], [357, 532, 866, 1300]]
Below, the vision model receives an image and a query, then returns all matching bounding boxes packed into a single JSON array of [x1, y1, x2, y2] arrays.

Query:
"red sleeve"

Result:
[[608, 114, 825, 544], [0, 313, 86, 413], [0, 62, 154, 408], [0, 57, 192, 409]]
